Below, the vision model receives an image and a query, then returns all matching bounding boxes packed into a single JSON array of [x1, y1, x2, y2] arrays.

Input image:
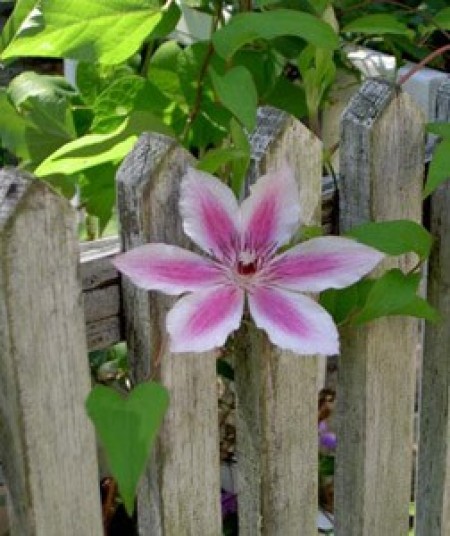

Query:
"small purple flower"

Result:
[[319, 421, 337, 451], [221, 490, 238, 517], [113, 165, 383, 354]]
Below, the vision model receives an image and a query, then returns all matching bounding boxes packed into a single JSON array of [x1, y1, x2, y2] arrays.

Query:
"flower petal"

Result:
[[180, 167, 240, 261], [248, 286, 339, 355], [167, 285, 244, 353], [112, 244, 224, 295], [240, 164, 300, 252], [266, 236, 384, 292]]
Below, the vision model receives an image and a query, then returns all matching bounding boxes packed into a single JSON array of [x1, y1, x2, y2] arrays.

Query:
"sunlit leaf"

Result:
[[2, 0, 177, 65]]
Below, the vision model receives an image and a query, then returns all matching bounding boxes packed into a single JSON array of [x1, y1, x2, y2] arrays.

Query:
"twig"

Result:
[[398, 44, 450, 86], [181, 1, 223, 143]]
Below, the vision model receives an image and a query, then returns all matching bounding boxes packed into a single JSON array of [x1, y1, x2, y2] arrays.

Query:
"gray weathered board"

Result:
[[335, 79, 423, 536], [415, 78, 450, 536], [116, 134, 222, 535], [233, 107, 322, 535], [0, 169, 103, 535]]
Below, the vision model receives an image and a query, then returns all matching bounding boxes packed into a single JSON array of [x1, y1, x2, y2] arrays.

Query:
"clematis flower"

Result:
[[113, 165, 383, 354]]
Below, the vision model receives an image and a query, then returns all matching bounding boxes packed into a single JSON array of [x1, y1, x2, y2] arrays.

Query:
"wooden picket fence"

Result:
[[1, 78, 449, 536]]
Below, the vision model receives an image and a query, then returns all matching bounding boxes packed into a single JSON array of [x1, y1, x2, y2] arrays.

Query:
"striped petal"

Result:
[[167, 285, 244, 353], [240, 165, 300, 253], [248, 286, 338, 355], [112, 244, 224, 295], [180, 167, 240, 261], [266, 236, 384, 292]]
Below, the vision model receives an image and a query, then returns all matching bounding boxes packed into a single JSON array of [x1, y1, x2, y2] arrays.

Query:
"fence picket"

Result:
[[335, 79, 424, 536], [233, 108, 322, 535], [0, 169, 102, 535], [416, 78, 450, 536], [116, 134, 221, 535]]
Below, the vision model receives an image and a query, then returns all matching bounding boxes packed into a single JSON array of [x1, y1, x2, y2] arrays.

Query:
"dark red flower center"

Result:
[[237, 260, 258, 275]]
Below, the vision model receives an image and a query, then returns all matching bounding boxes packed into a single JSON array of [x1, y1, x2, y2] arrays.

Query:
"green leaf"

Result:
[[212, 10, 339, 61], [434, 7, 450, 29], [427, 122, 450, 138], [2, 0, 171, 65], [81, 163, 116, 233], [0, 0, 37, 52], [7, 71, 77, 107], [197, 147, 248, 174], [319, 454, 335, 477], [320, 282, 363, 325], [423, 139, 450, 197], [353, 269, 422, 325], [390, 295, 440, 323], [0, 83, 76, 168], [34, 110, 173, 177], [342, 14, 411, 36], [34, 120, 136, 176], [210, 66, 258, 132], [229, 118, 251, 198], [146, 40, 183, 101], [346, 220, 432, 261], [264, 77, 307, 119], [86, 382, 169, 515]]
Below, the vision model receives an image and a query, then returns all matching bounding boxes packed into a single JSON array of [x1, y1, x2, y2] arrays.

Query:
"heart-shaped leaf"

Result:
[[86, 382, 169, 515]]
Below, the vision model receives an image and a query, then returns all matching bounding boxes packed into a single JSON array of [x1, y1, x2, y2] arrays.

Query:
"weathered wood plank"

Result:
[[234, 107, 322, 535], [116, 134, 221, 535], [416, 78, 450, 536], [0, 169, 102, 536], [335, 79, 424, 536]]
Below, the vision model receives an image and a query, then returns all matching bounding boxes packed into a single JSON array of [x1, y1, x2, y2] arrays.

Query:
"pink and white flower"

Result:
[[113, 165, 383, 354]]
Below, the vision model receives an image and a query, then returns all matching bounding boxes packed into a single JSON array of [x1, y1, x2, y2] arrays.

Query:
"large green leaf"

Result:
[[0, 84, 76, 168], [210, 66, 258, 132], [2, 0, 177, 65], [346, 220, 432, 261], [212, 9, 338, 61], [86, 382, 169, 515], [34, 120, 135, 176], [342, 14, 411, 36], [34, 111, 173, 177]]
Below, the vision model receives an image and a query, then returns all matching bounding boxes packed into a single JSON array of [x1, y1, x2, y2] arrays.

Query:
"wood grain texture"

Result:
[[336, 79, 424, 536], [234, 107, 322, 535], [416, 78, 450, 536], [116, 134, 221, 536], [0, 169, 102, 536]]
